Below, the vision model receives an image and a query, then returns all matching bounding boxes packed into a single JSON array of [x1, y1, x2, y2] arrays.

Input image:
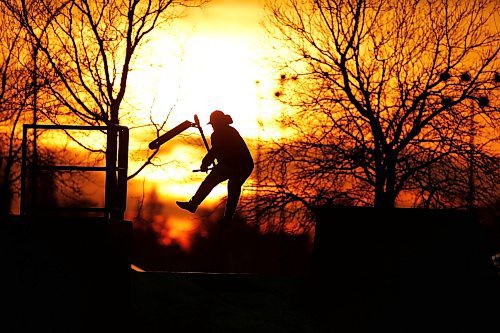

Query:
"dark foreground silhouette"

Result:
[[311, 207, 499, 333], [131, 207, 499, 332], [2, 207, 498, 332], [1, 216, 131, 332], [176, 110, 254, 225]]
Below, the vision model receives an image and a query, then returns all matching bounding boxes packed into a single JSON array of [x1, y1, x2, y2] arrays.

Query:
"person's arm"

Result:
[[200, 133, 217, 171], [200, 150, 215, 171]]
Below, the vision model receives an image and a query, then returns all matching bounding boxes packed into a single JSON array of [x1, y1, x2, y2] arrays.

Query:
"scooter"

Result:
[[148, 114, 215, 172]]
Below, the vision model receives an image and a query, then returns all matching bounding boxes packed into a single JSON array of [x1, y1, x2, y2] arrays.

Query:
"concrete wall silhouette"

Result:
[[312, 207, 499, 333], [1, 216, 131, 332]]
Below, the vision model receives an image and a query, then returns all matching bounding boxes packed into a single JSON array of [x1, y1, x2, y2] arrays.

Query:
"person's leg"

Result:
[[177, 168, 228, 213], [191, 168, 229, 206], [224, 178, 243, 220], [223, 168, 252, 221]]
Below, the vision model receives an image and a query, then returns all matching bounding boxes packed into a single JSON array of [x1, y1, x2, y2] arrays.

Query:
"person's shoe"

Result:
[[176, 201, 198, 213]]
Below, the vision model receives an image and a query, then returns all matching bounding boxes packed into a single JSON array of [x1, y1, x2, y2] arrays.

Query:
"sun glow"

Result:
[[117, 0, 289, 249], [17, 1, 290, 249], [125, 0, 283, 137]]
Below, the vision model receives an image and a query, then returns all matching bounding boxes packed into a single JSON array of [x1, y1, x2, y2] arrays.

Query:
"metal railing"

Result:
[[20, 124, 129, 220]]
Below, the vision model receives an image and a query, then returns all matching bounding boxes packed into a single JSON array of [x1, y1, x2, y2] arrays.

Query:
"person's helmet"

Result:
[[207, 110, 233, 125]]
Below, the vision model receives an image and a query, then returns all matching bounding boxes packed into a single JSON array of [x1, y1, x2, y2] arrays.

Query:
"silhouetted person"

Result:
[[176, 110, 254, 225]]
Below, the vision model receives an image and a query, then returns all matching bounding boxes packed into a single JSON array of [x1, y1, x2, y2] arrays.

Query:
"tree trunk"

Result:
[[383, 158, 397, 208], [374, 158, 397, 208], [374, 189, 396, 208]]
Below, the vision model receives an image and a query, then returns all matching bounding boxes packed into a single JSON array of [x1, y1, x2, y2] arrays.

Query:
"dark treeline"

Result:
[[132, 204, 313, 273]]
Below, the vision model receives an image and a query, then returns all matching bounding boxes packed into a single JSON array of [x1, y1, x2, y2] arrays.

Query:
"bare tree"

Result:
[[2, 0, 207, 217], [0, 7, 48, 214], [0, 9, 26, 214], [251, 0, 499, 227], [0, 4, 92, 215]]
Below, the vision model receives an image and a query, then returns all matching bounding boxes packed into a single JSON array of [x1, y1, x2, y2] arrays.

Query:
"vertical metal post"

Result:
[[104, 126, 117, 219], [117, 127, 129, 220]]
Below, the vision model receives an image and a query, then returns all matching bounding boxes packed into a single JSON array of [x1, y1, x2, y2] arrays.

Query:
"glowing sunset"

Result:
[[120, 0, 289, 247], [1, 0, 499, 331]]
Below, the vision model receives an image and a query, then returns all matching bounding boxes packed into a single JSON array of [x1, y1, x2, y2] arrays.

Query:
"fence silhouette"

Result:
[[20, 124, 129, 219]]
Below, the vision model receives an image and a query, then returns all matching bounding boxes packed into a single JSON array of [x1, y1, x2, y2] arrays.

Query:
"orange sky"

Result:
[[25, 0, 497, 249], [128, 0, 276, 128], [10, 1, 282, 250], [121, 0, 285, 248]]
